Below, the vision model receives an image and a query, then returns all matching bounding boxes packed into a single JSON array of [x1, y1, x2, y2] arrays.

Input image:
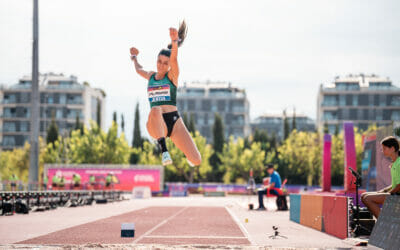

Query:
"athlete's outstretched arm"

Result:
[[168, 28, 179, 86], [130, 47, 153, 80]]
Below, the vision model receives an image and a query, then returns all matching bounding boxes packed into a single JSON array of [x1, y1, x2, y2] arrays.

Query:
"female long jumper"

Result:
[[130, 21, 201, 166]]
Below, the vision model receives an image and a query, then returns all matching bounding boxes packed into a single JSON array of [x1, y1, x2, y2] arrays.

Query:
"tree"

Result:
[[323, 122, 329, 134], [96, 100, 101, 127], [334, 124, 339, 136], [252, 129, 273, 165], [113, 111, 117, 124], [292, 107, 297, 131], [182, 112, 189, 128], [276, 130, 322, 185], [212, 113, 225, 152], [219, 137, 265, 184], [165, 131, 213, 183], [46, 118, 59, 146], [131, 102, 143, 164], [209, 113, 225, 182], [136, 141, 161, 165], [74, 114, 83, 135], [0, 142, 30, 183], [188, 113, 196, 133], [283, 110, 290, 140], [67, 121, 130, 164], [132, 102, 143, 148], [121, 113, 125, 132]]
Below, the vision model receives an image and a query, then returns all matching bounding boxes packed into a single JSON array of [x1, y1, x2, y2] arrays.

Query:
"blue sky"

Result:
[[1, 0, 399, 141]]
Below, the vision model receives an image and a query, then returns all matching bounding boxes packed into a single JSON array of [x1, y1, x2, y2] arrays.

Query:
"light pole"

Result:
[[29, 0, 40, 190]]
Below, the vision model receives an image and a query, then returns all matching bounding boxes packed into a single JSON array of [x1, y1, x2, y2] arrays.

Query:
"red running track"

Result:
[[18, 206, 250, 245]]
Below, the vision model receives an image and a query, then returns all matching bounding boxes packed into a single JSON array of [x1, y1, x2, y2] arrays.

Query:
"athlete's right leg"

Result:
[[146, 107, 172, 165], [146, 107, 167, 139]]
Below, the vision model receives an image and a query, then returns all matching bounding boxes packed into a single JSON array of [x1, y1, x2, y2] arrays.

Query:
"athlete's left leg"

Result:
[[169, 118, 202, 166]]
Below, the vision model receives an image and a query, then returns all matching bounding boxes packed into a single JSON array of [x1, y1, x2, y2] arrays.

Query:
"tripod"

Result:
[[268, 226, 287, 239], [348, 167, 371, 237]]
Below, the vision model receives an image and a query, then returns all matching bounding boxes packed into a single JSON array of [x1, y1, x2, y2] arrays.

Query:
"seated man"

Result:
[[257, 164, 282, 210], [361, 136, 400, 218]]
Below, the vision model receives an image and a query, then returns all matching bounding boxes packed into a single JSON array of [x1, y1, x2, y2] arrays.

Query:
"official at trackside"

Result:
[[257, 164, 282, 210]]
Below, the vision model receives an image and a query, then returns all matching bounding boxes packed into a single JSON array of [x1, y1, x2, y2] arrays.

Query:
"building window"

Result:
[[209, 88, 232, 97], [335, 82, 360, 91], [379, 95, 386, 107], [67, 109, 83, 119], [359, 94, 368, 106], [391, 96, 400, 106], [350, 109, 357, 120], [186, 88, 205, 97], [56, 109, 63, 119], [67, 94, 83, 105], [60, 94, 67, 104], [177, 100, 184, 110], [20, 121, 29, 132], [363, 110, 369, 120], [323, 95, 337, 106], [369, 109, 375, 120], [383, 110, 391, 120], [352, 95, 358, 106], [20, 92, 30, 103], [391, 111, 400, 120], [3, 122, 16, 132], [4, 108, 16, 118], [339, 96, 346, 106], [197, 113, 204, 126], [374, 95, 380, 106], [357, 109, 364, 121], [217, 100, 226, 112], [376, 110, 383, 121], [47, 94, 54, 104], [346, 95, 353, 106], [3, 136, 16, 146], [202, 100, 211, 111], [323, 111, 337, 121], [188, 100, 196, 110], [3, 94, 17, 104]]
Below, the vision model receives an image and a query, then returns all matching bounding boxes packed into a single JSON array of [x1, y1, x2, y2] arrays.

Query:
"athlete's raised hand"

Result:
[[130, 47, 139, 56], [169, 28, 178, 41]]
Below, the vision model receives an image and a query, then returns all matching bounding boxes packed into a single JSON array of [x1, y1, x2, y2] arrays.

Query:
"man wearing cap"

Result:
[[257, 164, 282, 210]]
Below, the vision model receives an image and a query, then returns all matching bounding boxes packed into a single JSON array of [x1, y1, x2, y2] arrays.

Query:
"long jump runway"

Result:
[[17, 206, 250, 245]]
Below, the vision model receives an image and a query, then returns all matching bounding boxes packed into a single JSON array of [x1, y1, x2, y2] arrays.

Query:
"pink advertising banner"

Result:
[[47, 167, 161, 191]]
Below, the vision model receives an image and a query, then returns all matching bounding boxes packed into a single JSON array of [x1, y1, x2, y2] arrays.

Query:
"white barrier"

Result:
[[132, 186, 151, 199]]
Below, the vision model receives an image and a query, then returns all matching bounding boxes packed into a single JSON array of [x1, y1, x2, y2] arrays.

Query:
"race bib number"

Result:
[[148, 84, 171, 102]]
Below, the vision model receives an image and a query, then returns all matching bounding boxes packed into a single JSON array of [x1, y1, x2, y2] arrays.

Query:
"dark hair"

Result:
[[266, 164, 274, 169], [158, 20, 188, 58], [381, 136, 400, 155]]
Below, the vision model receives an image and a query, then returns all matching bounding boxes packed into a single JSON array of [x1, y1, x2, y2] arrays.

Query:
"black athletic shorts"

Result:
[[162, 111, 180, 137]]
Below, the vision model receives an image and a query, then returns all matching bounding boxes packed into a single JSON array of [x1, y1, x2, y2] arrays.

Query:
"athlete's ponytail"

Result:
[[167, 20, 187, 49]]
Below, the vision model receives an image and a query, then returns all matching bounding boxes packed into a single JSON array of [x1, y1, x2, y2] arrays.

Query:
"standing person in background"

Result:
[[105, 173, 112, 189], [89, 175, 96, 190], [59, 175, 65, 190], [52, 174, 59, 190], [43, 174, 48, 191], [9, 174, 18, 191], [257, 164, 282, 210], [361, 136, 400, 218], [72, 173, 81, 189]]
